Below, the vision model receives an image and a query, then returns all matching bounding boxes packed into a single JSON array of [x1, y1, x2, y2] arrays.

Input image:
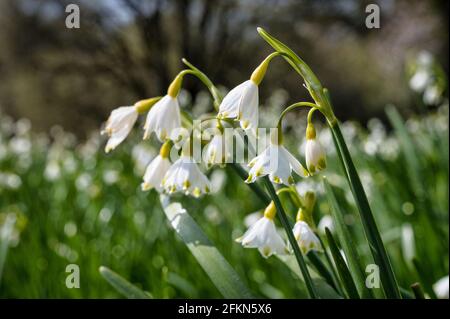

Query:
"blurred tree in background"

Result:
[[0, 0, 448, 138]]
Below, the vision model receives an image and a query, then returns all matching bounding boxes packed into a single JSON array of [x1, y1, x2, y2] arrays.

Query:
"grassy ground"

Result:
[[0, 102, 448, 298]]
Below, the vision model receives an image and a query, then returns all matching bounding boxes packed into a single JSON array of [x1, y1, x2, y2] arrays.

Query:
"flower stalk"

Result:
[[263, 177, 318, 298], [259, 27, 401, 298]]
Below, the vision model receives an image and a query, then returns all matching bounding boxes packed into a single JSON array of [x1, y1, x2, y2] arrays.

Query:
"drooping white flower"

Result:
[[141, 155, 171, 192], [202, 132, 232, 168], [101, 106, 138, 153], [218, 80, 259, 130], [162, 155, 210, 198], [292, 220, 322, 254], [433, 275, 449, 299], [236, 202, 288, 258], [143, 95, 181, 142], [305, 123, 326, 174], [246, 142, 308, 185]]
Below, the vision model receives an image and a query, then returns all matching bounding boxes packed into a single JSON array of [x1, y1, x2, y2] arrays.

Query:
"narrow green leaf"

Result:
[[329, 121, 401, 298], [323, 178, 374, 298], [325, 228, 360, 299], [160, 196, 253, 299], [99, 266, 151, 299], [257, 27, 323, 93], [412, 258, 438, 299], [307, 251, 340, 294]]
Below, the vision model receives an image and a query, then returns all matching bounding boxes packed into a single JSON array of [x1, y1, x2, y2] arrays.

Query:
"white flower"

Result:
[[246, 143, 308, 185], [143, 95, 181, 142], [305, 124, 326, 174], [423, 85, 441, 105], [218, 80, 259, 130], [236, 202, 287, 258], [292, 221, 322, 254], [433, 275, 449, 299], [202, 133, 232, 168], [317, 215, 334, 235], [162, 155, 210, 197], [141, 155, 171, 192], [409, 70, 430, 92], [101, 106, 138, 153]]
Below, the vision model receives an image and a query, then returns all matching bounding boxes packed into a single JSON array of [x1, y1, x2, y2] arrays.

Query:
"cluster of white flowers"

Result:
[[408, 51, 445, 106], [101, 54, 328, 258]]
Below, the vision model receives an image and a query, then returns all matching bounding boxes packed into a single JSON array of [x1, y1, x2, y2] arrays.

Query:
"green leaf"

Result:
[[329, 121, 401, 299], [257, 27, 322, 93], [325, 228, 360, 299], [99, 266, 151, 299], [160, 196, 253, 299], [323, 178, 374, 298]]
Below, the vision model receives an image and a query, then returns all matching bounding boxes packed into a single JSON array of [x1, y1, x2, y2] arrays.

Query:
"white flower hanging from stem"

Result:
[[141, 141, 172, 192], [305, 108, 326, 174], [217, 52, 281, 130], [236, 201, 288, 258], [161, 140, 211, 198], [102, 97, 160, 153]]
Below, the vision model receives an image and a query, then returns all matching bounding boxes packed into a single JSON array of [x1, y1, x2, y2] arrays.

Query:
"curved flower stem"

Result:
[[276, 187, 302, 208], [182, 58, 222, 112], [262, 177, 318, 299], [230, 164, 270, 204], [259, 27, 401, 298]]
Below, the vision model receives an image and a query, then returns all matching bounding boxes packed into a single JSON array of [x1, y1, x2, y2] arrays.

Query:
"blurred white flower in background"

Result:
[[317, 215, 334, 235], [433, 275, 449, 299]]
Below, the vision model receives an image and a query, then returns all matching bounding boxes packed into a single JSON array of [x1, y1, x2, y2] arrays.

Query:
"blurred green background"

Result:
[[0, 0, 448, 298]]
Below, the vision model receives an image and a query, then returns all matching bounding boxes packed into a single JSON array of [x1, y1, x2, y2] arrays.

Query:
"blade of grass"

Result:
[[160, 196, 253, 299], [325, 228, 360, 299], [323, 177, 374, 298], [99, 266, 151, 299]]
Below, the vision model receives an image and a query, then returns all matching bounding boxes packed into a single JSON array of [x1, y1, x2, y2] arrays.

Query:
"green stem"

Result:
[[262, 177, 317, 298], [317, 235, 345, 296], [307, 251, 340, 294], [410, 283, 426, 299], [230, 164, 270, 204], [329, 120, 401, 299]]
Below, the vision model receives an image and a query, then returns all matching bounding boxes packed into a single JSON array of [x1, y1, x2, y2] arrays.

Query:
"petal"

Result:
[[238, 82, 259, 129], [218, 82, 248, 118]]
